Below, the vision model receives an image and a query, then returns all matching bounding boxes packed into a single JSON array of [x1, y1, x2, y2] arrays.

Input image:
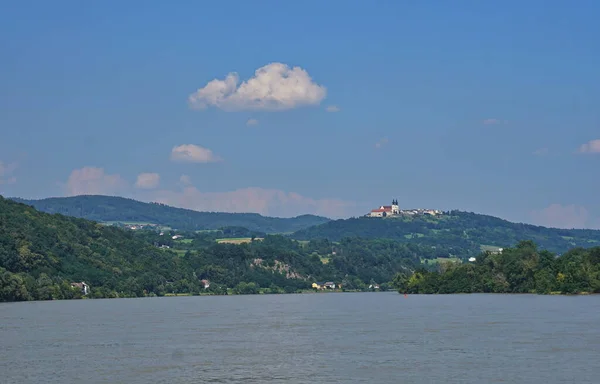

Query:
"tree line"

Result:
[[393, 240, 600, 295]]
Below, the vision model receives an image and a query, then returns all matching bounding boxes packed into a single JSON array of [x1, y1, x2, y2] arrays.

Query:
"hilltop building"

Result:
[[368, 199, 400, 217], [366, 199, 442, 218]]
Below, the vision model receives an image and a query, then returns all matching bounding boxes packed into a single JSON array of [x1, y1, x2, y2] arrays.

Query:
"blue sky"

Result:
[[1, 0, 599, 227]]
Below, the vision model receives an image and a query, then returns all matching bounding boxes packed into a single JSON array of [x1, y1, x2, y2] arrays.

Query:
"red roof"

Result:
[[371, 209, 386, 212]]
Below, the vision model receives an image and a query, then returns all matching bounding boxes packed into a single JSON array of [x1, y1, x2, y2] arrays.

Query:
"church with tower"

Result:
[[367, 199, 400, 217]]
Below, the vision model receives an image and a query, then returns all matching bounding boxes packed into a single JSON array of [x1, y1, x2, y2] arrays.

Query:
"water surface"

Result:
[[1, 293, 599, 383]]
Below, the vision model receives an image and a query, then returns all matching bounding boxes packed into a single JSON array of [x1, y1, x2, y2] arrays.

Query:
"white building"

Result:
[[368, 199, 400, 217]]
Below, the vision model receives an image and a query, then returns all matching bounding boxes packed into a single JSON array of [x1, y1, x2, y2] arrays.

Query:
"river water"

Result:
[[1, 292, 599, 383]]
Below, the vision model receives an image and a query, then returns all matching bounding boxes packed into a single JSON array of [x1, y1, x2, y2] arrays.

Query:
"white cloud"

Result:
[[374, 138, 389, 149], [326, 105, 340, 113], [483, 118, 500, 125], [577, 139, 600, 154], [170, 144, 221, 163], [246, 118, 259, 126], [0, 161, 18, 185], [179, 174, 192, 186], [530, 204, 592, 229], [135, 173, 160, 189], [188, 62, 327, 111], [65, 167, 128, 196], [142, 186, 354, 218]]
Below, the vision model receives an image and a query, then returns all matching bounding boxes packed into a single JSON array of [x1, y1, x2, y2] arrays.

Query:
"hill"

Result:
[[291, 211, 600, 258], [0, 196, 422, 301], [0, 196, 195, 301], [11, 195, 330, 233]]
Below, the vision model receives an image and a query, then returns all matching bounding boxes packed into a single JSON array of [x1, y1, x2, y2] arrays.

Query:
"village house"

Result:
[[70, 281, 90, 295], [200, 279, 210, 289], [312, 281, 336, 290]]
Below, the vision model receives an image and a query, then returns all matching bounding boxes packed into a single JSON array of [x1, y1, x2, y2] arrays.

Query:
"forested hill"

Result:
[[0, 196, 422, 301], [291, 211, 600, 257], [0, 196, 191, 301], [11, 195, 330, 233]]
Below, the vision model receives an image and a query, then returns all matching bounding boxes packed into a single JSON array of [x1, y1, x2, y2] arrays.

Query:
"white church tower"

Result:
[[391, 199, 399, 215]]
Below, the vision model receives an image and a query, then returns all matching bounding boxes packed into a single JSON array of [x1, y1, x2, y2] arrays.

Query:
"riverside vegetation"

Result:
[[1, 196, 600, 302], [393, 240, 600, 295]]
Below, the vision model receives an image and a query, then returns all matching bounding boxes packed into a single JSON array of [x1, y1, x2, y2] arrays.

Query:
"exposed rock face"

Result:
[[251, 258, 305, 280]]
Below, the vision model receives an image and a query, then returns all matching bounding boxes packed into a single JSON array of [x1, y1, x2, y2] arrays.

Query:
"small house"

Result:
[[200, 279, 210, 289], [312, 281, 337, 290], [70, 281, 89, 295]]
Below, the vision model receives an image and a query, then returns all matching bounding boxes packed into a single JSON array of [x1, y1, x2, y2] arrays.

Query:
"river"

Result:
[[1, 292, 599, 383]]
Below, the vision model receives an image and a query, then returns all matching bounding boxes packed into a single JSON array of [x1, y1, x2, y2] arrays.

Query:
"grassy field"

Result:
[[176, 238, 193, 244], [172, 249, 187, 257], [215, 237, 264, 244], [480, 244, 503, 252], [422, 257, 461, 264], [403, 233, 425, 239]]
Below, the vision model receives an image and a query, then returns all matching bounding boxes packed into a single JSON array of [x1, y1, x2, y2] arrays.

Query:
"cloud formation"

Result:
[[170, 144, 221, 163], [530, 203, 592, 229], [179, 174, 192, 186], [577, 139, 600, 154], [61, 168, 354, 218], [375, 138, 389, 149], [246, 118, 259, 126], [325, 105, 340, 112], [188, 63, 326, 111], [135, 173, 160, 189], [144, 186, 354, 218], [0, 161, 18, 185], [65, 167, 127, 196]]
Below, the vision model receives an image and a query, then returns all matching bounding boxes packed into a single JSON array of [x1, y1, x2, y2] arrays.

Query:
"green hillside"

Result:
[[11, 195, 330, 233], [0, 196, 194, 301], [291, 211, 600, 258], [0, 196, 423, 301]]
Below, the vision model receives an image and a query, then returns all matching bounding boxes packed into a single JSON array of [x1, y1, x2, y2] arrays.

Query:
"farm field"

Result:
[[215, 237, 264, 244]]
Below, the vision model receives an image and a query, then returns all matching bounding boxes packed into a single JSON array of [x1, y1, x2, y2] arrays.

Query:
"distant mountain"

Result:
[[291, 210, 600, 257], [11, 195, 330, 233]]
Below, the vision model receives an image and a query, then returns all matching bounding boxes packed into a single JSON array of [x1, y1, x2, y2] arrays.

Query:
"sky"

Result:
[[1, 0, 599, 228]]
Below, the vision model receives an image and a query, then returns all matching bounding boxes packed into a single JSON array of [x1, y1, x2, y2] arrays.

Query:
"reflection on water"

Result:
[[1, 293, 599, 383]]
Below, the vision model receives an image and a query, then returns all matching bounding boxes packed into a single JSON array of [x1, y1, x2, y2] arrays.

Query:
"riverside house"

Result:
[[312, 281, 336, 290]]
